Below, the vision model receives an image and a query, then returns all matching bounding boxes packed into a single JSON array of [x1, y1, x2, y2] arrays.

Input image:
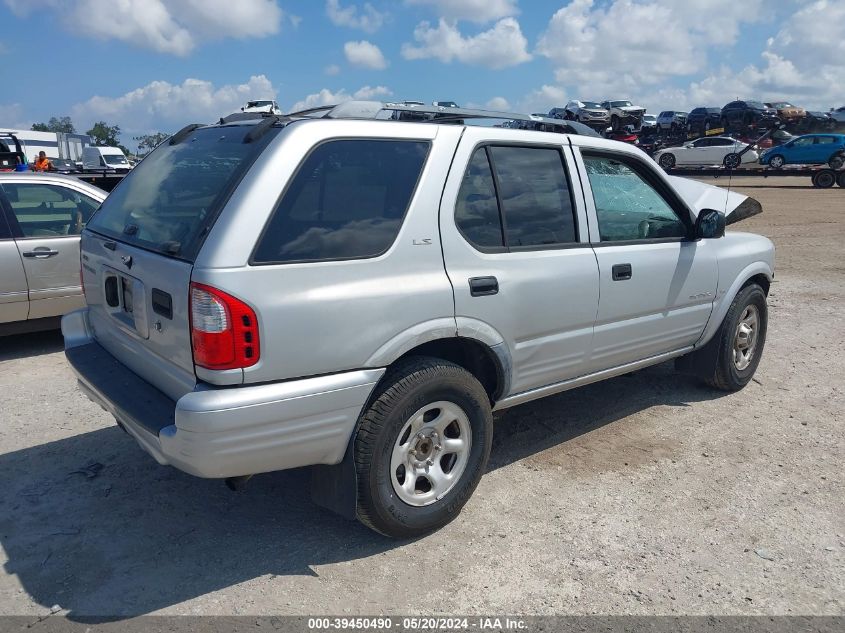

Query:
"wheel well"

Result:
[[391, 338, 504, 404], [742, 273, 770, 296]]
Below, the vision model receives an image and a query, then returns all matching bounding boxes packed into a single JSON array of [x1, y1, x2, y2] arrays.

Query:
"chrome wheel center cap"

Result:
[[409, 430, 441, 467]]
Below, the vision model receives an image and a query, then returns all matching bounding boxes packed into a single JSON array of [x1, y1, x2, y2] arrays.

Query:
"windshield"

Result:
[[747, 101, 767, 109], [86, 125, 278, 261], [582, 101, 602, 109], [771, 102, 793, 108], [247, 100, 273, 108], [610, 101, 633, 107], [103, 154, 128, 165]]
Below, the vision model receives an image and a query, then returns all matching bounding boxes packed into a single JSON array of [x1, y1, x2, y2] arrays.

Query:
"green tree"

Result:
[[86, 121, 129, 154], [30, 116, 76, 133], [133, 132, 170, 156]]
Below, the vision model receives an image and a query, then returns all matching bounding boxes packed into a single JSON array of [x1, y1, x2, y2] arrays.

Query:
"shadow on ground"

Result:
[[0, 360, 722, 619], [0, 330, 64, 362]]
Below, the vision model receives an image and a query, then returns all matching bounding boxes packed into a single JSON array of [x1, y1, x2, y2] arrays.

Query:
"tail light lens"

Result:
[[190, 282, 259, 370]]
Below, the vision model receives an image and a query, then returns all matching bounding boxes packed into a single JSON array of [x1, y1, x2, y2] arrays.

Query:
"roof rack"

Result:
[[278, 101, 602, 137]]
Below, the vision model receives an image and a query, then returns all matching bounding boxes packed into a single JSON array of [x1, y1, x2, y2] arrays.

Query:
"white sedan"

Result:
[[655, 137, 759, 169]]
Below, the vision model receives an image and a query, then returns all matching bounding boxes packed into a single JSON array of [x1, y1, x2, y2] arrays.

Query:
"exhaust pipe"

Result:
[[224, 475, 252, 491]]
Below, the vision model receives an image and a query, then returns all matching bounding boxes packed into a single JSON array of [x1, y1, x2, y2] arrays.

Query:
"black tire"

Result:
[[611, 114, 619, 131], [837, 171, 845, 188], [354, 357, 493, 538], [813, 169, 836, 188], [705, 284, 767, 391], [658, 153, 676, 170], [723, 153, 742, 169], [768, 154, 785, 169], [828, 154, 844, 170]]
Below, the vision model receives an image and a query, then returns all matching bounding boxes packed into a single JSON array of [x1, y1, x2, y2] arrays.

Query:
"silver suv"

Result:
[[63, 102, 774, 538]]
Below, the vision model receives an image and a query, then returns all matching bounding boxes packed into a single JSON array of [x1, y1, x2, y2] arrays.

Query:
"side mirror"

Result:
[[695, 209, 725, 239]]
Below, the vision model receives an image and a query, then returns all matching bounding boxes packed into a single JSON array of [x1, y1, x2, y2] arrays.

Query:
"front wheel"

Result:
[[354, 358, 493, 538], [705, 284, 768, 391], [658, 153, 676, 170], [768, 154, 785, 169]]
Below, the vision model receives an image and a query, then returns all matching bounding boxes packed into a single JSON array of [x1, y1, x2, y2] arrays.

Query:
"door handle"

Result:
[[23, 249, 60, 259], [469, 276, 499, 296], [612, 263, 632, 281]]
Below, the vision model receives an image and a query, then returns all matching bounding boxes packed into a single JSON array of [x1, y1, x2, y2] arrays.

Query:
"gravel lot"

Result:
[[0, 175, 842, 618]]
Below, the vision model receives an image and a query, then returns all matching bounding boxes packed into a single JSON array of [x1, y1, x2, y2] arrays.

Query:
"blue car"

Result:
[[760, 134, 845, 169]]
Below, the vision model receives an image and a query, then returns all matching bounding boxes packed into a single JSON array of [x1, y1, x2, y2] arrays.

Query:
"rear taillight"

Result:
[[189, 282, 259, 370]]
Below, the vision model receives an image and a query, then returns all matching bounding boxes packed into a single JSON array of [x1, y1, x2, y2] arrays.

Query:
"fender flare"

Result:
[[698, 262, 773, 347]]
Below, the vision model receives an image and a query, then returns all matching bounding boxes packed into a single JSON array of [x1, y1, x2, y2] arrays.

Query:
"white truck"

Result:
[[82, 146, 131, 173]]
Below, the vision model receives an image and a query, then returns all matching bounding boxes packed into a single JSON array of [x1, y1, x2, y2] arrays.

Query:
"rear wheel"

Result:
[[705, 284, 768, 392], [812, 169, 836, 188], [828, 154, 844, 170], [354, 358, 493, 538]]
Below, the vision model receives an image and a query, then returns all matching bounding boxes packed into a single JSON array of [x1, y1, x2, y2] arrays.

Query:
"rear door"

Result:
[[0, 198, 28, 323], [440, 128, 599, 396], [0, 180, 100, 319]]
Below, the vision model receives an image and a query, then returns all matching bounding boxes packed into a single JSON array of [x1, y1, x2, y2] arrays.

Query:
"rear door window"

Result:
[[252, 139, 429, 264], [86, 125, 278, 261]]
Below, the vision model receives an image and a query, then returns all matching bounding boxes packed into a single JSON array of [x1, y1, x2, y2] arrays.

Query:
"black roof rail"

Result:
[[274, 101, 601, 137], [169, 123, 203, 146], [243, 115, 286, 143]]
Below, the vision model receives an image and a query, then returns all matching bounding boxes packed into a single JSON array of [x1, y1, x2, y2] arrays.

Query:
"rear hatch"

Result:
[[81, 123, 279, 400]]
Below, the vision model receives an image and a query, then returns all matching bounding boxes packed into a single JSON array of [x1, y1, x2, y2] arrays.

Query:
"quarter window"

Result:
[[583, 154, 687, 242], [253, 139, 429, 263], [0, 183, 100, 238], [454, 148, 504, 248]]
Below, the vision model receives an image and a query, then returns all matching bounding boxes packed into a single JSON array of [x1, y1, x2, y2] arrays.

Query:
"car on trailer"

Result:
[[759, 134, 845, 169], [654, 136, 759, 169]]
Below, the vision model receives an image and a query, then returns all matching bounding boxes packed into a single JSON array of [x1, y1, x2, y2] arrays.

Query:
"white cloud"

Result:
[[289, 85, 392, 112], [535, 0, 763, 100], [485, 97, 511, 111], [325, 64, 341, 76], [404, 0, 518, 23], [326, 0, 386, 33], [344, 40, 388, 69], [0, 103, 30, 129], [515, 85, 567, 115], [8, 0, 285, 55], [70, 75, 277, 135], [402, 17, 530, 69]]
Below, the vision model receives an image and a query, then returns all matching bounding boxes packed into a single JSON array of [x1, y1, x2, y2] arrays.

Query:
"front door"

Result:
[[573, 148, 718, 371], [0, 181, 100, 319], [439, 128, 600, 396]]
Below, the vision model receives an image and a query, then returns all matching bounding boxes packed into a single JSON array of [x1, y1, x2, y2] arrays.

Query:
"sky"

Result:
[[1, 0, 843, 149]]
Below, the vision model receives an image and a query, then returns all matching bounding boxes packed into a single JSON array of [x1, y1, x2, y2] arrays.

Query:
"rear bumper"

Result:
[[62, 309, 384, 478]]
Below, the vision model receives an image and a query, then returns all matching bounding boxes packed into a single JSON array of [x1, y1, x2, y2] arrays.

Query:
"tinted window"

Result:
[[488, 146, 576, 247], [583, 154, 686, 242], [253, 139, 428, 263], [0, 183, 100, 237], [87, 126, 276, 260], [815, 136, 836, 145], [455, 149, 503, 248], [712, 138, 734, 147]]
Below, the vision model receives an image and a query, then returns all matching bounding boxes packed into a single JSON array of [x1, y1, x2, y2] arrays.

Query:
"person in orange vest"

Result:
[[34, 151, 52, 171]]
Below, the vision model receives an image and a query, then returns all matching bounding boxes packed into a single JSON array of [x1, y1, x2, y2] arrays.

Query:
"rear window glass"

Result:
[[86, 126, 276, 261], [252, 139, 429, 264]]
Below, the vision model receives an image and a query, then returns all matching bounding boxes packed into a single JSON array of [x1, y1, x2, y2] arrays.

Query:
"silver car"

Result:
[[563, 100, 610, 125], [63, 103, 774, 537], [0, 173, 106, 334]]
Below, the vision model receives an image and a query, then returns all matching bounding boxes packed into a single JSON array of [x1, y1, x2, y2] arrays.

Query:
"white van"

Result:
[[82, 146, 131, 173]]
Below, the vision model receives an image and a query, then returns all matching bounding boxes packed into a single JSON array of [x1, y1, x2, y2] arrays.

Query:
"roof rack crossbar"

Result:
[[169, 123, 203, 146]]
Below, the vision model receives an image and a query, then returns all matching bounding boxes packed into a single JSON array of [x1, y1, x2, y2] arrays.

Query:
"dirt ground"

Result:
[[0, 176, 842, 619]]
